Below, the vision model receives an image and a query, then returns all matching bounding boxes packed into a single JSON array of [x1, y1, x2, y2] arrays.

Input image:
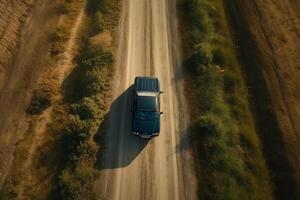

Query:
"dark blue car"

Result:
[[132, 77, 163, 138]]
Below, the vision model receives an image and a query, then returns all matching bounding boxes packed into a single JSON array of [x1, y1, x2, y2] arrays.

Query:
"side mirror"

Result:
[[160, 112, 163, 115]]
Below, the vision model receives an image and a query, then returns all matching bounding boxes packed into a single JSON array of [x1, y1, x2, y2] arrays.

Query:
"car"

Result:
[[132, 77, 163, 138]]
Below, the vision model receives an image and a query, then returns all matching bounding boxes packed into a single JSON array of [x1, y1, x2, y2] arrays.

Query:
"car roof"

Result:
[[135, 77, 159, 92]]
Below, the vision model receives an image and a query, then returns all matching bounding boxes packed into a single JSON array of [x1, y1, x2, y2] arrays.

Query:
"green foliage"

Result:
[[67, 44, 112, 101], [81, 68, 105, 96], [179, 0, 273, 199], [70, 97, 100, 120], [94, 11, 105, 33], [79, 45, 113, 68], [57, 0, 118, 198], [59, 166, 96, 200], [223, 71, 240, 93], [87, 0, 113, 14], [193, 43, 213, 65], [212, 48, 226, 66]]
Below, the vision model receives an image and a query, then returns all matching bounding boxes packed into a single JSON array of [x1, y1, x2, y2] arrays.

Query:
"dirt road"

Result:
[[93, 0, 196, 199]]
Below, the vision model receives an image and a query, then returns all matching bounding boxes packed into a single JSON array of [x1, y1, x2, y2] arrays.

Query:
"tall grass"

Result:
[[178, 0, 273, 199]]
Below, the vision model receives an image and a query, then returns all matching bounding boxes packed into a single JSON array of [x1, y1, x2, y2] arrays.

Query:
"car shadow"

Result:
[[94, 85, 149, 170]]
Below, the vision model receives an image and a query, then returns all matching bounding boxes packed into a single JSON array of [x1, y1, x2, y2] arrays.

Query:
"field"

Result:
[[225, 0, 300, 198]]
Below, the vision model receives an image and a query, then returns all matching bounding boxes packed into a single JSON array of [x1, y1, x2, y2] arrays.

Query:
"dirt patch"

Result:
[[89, 31, 113, 48], [0, 0, 34, 88], [0, 1, 86, 198], [225, 0, 300, 198], [0, 0, 60, 189]]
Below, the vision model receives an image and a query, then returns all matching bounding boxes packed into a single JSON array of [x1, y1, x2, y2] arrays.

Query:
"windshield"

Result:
[[137, 96, 157, 111], [136, 111, 159, 121]]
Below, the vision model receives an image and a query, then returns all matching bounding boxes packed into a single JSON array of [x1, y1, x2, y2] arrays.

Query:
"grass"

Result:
[[178, 0, 274, 199], [224, 1, 300, 199], [0, 1, 86, 199], [0, 0, 115, 199], [52, 0, 120, 199], [27, 0, 86, 115]]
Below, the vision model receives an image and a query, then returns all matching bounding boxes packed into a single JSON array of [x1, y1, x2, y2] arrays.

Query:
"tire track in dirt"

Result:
[[15, 6, 86, 198], [0, 0, 60, 188], [0, 0, 33, 88]]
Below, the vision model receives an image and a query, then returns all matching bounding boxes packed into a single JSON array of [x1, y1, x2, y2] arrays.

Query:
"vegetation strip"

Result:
[[178, 0, 273, 199], [1, 0, 119, 199], [53, 0, 120, 199], [224, 1, 300, 199]]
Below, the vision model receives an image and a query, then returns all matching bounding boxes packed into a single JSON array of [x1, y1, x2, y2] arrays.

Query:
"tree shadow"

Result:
[[94, 85, 149, 170]]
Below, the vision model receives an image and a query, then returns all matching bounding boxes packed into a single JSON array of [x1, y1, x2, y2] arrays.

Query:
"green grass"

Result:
[[178, 0, 274, 199]]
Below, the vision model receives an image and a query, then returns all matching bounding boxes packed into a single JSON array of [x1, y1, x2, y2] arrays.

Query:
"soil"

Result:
[[0, 0, 60, 188], [0, 0, 34, 88], [225, 0, 300, 199]]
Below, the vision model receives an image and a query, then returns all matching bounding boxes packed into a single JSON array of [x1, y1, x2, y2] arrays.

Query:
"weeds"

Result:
[[178, 0, 273, 199], [55, 0, 119, 199]]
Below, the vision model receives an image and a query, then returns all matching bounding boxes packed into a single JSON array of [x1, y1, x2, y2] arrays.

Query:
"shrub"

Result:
[[70, 97, 100, 120], [63, 116, 94, 161], [193, 43, 213, 65], [79, 45, 113, 68], [212, 48, 226, 66], [94, 11, 105, 33], [27, 88, 52, 115], [223, 71, 240, 93], [87, 0, 113, 14], [57, 2, 71, 14], [49, 27, 69, 55], [78, 68, 105, 97], [59, 169, 81, 200], [59, 165, 96, 200], [49, 27, 69, 42]]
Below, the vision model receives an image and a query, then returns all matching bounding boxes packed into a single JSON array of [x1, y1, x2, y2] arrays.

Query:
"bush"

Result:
[[94, 11, 105, 33], [193, 43, 213, 65], [59, 164, 96, 200], [49, 27, 69, 55], [49, 27, 69, 42], [79, 45, 113, 68], [59, 169, 80, 200], [63, 116, 95, 160], [212, 48, 226, 66], [70, 97, 100, 120], [57, 2, 71, 14], [27, 88, 52, 115], [223, 71, 240, 93], [87, 0, 113, 14], [77, 68, 105, 97]]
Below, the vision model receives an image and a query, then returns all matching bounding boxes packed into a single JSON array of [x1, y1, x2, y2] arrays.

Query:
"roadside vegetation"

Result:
[[1, 0, 119, 199], [50, 0, 119, 199], [178, 0, 274, 199], [27, 0, 85, 115], [224, 1, 300, 199], [0, 0, 85, 199]]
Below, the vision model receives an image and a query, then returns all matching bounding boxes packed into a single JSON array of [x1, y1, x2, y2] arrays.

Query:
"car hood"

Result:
[[132, 119, 160, 134]]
